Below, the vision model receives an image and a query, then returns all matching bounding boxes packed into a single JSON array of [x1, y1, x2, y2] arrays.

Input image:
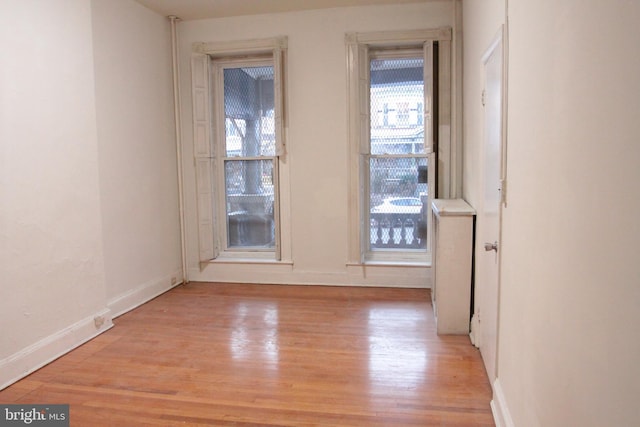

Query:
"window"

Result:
[[191, 37, 288, 264], [347, 29, 453, 265], [369, 53, 427, 255], [216, 60, 276, 252]]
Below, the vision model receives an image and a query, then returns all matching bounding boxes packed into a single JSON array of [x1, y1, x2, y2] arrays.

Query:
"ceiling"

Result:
[[133, 0, 430, 21]]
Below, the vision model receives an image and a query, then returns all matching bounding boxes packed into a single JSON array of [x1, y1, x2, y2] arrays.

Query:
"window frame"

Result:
[[191, 37, 288, 267], [211, 56, 279, 258], [346, 28, 453, 266]]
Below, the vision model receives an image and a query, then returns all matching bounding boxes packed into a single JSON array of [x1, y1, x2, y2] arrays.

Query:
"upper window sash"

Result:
[[193, 37, 288, 157], [368, 47, 433, 155]]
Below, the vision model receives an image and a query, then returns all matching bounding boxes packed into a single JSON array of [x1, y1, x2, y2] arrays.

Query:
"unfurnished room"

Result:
[[1, 0, 639, 426]]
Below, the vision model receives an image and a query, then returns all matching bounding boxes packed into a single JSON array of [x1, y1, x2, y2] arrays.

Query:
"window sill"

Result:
[[346, 260, 430, 268], [209, 256, 293, 266], [362, 250, 432, 266]]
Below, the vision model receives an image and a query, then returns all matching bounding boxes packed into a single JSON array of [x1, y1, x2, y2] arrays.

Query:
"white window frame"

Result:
[[191, 37, 289, 267], [346, 28, 453, 266]]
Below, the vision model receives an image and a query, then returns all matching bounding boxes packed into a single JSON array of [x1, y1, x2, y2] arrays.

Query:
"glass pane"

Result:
[[225, 159, 275, 248], [369, 157, 427, 250], [224, 66, 275, 157], [370, 57, 424, 155]]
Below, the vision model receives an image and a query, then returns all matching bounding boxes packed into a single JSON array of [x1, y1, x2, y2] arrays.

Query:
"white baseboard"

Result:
[[0, 270, 185, 391], [0, 308, 113, 390], [108, 269, 183, 318], [189, 263, 430, 288], [491, 377, 515, 427]]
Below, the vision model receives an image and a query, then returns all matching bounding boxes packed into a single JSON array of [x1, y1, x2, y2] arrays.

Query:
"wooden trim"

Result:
[[491, 378, 516, 427], [347, 27, 452, 47], [193, 36, 288, 56]]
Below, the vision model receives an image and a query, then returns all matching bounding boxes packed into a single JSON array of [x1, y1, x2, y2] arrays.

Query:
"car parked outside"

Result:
[[371, 197, 423, 214]]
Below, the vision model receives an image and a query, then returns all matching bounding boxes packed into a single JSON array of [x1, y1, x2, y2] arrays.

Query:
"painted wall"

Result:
[[461, 0, 504, 209], [464, 0, 640, 425], [91, 0, 183, 315], [0, 0, 110, 386], [0, 0, 183, 389], [178, 2, 454, 286]]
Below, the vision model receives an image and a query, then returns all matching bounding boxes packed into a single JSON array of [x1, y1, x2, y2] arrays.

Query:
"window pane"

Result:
[[370, 57, 424, 155], [369, 157, 427, 250], [224, 66, 275, 157], [225, 159, 275, 248]]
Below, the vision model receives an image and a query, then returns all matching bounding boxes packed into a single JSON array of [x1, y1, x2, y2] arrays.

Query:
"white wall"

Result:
[[179, 2, 454, 286], [464, 0, 640, 425], [0, 0, 183, 389], [461, 0, 504, 209], [0, 0, 111, 387], [91, 0, 182, 315]]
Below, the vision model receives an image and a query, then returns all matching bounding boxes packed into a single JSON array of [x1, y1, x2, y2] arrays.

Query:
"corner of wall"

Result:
[[108, 269, 184, 318]]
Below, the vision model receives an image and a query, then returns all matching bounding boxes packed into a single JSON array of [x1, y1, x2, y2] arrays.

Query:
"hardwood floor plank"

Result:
[[0, 283, 493, 426]]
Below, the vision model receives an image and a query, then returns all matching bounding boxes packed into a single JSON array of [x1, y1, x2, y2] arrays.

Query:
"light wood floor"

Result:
[[0, 283, 494, 426]]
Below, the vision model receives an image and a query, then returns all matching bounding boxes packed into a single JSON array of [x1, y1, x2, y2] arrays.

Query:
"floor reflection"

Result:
[[230, 302, 279, 367], [367, 306, 427, 391]]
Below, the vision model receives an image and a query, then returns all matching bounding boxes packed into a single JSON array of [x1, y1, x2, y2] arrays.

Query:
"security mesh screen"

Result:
[[223, 65, 276, 249], [224, 66, 275, 157], [370, 58, 425, 155], [225, 159, 275, 248], [369, 157, 427, 249], [369, 56, 427, 250]]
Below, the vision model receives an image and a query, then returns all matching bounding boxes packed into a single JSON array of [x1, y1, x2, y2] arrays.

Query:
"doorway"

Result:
[[472, 26, 506, 384]]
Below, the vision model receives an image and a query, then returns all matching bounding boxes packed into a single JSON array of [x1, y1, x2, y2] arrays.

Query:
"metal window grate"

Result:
[[369, 56, 427, 251], [223, 66, 276, 249]]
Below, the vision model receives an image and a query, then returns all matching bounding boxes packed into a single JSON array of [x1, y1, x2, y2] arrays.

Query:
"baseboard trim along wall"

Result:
[[189, 264, 431, 288], [491, 377, 515, 427], [0, 308, 113, 390], [0, 270, 184, 391], [108, 269, 184, 319]]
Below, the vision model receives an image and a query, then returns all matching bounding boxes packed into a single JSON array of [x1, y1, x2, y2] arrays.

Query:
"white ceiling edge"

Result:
[[133, 0, 432, 21]]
